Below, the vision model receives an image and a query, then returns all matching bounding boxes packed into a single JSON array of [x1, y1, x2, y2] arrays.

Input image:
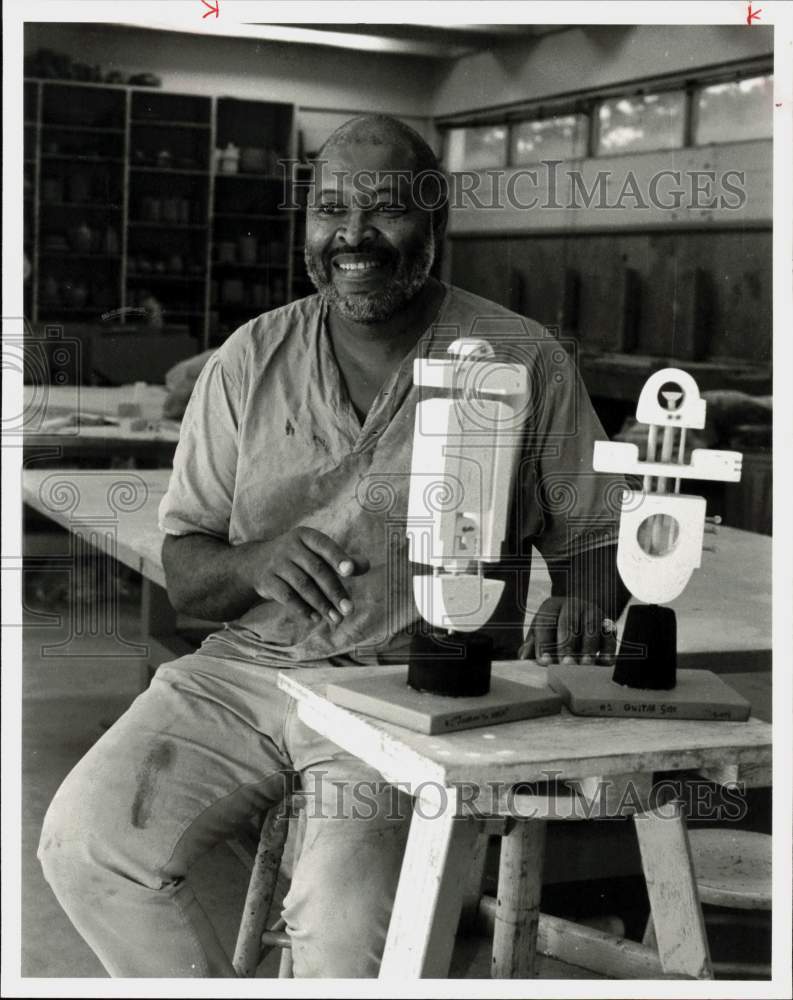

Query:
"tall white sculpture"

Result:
[[325, 335, 563, 732], [407, 337, 530, 633]]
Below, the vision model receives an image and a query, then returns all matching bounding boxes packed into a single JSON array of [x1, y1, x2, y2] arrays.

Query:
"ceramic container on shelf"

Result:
[[221, 278, 244, 304], [271, 277, 285, 305], [240, 147, 267, 173], [104, 227, 120, 255], [69, 221, 93, 253], [162, 197, 180, 223], [218, 143, 240, 174], [141, 196, 159, 222], [217, 241, 237, 264], [239, 234, 258, 265], [251, 283, 269, 309], [42, 276, 60, 304], [42, 177, 63, 203], [65, 281, 88, 308]]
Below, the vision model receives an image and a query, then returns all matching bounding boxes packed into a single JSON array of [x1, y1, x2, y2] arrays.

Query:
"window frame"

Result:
[[437, 62, 773, 170]]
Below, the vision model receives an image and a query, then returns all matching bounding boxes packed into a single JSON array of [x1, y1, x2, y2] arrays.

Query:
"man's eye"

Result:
[[315, 204, 345, 216], [375, 203, 406, 215]]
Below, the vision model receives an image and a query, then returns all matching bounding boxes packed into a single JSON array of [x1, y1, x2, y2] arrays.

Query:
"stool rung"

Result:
[[711, 961, 771, 978], [260, 931, 291, 949]]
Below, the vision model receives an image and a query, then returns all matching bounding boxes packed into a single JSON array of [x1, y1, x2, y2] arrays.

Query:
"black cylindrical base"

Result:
[[612, 604, 677, 690], [407, 631, 493, 697]]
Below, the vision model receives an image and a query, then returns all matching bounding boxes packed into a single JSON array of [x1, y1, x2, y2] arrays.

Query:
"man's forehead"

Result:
[[314, 140, 417, 187]]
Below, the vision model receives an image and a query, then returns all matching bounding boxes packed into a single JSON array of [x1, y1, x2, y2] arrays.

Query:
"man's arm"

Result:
[[519, 543, 631, 664], [547, 543, 631, 621], [162, 528, 369, 625], [162, 533, 259, 621]]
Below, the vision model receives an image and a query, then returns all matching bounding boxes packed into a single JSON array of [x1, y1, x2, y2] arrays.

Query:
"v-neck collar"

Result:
[[316, 285, 452, 452]]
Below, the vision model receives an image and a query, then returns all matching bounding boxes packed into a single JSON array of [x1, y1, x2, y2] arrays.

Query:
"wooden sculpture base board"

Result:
[[326, 667, 562, 735], [547, 665, 751, 721]]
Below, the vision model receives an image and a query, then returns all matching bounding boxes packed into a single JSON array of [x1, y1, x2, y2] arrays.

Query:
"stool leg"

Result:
[[278, 807, 306, 978], [233, 802, 291, 977], [492, 819, 547, 978], [277, 940, 293, 978], [379, 793, 480, 979], [458, 832, 490, 934], [642, 914, 657, 951], [633, 800, 713, 980]]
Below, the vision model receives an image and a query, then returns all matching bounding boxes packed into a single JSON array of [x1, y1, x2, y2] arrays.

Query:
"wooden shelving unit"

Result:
[[24, 78, 305, 354]]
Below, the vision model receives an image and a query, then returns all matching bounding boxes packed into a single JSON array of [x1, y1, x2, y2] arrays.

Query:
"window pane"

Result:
[[445, 125, 507, 171], [510, 114, 589, 164], [695, 74, 773, 144], [596, 91, 686, 155]]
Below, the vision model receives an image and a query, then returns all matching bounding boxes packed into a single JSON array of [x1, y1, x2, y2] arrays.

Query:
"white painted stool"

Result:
[[232, 797, 306, 978], [643, 828, 771, 977]]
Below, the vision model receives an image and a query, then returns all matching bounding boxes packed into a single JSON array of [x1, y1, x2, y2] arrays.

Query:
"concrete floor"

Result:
[[19, 586, 602, 980], [21, 601, 271, 978]]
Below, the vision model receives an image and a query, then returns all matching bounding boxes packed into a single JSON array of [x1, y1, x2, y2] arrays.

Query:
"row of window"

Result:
[[443, 73, 773, 171]]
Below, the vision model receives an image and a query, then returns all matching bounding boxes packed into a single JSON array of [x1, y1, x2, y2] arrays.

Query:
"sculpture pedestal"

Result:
[[407, 630, 493, 697], [612, 605, 677, 690], [547, 665, 751, 721], [326, 665, 562, 735]]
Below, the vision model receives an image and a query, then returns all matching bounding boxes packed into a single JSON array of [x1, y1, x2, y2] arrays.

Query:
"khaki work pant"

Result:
[[39, 652, 412, 977]]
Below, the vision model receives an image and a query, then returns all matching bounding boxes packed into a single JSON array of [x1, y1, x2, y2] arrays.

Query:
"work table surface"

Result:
[[278, 661, 772, 792]]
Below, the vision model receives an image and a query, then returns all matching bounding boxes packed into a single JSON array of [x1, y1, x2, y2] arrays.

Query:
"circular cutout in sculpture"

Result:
[[637, 513, 680, 557]]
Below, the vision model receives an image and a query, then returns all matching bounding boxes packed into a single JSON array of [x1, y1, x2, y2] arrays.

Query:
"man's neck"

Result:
[[326, 277, 446, 369]]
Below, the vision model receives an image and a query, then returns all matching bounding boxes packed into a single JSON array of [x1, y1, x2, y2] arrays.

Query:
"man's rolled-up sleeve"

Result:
[[158, 354, 240, 539]]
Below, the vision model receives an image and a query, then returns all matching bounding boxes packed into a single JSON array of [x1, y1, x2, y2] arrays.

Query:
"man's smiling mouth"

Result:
[[337, 261, 382, 272], [332, 253, 389, 275]]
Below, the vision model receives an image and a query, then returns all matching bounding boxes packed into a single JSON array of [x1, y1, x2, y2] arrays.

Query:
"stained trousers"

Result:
[[38, 652, 412, 977]]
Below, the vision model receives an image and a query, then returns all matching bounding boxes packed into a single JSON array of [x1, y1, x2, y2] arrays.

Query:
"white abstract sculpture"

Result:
[[548, 367, 751, 720], [593, 368, 742, 605], [406, 338, 530, 633], [324, 335, 563, 726]]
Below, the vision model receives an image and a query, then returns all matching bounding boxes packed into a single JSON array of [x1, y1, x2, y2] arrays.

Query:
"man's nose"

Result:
[[338, 209, 374, 247]]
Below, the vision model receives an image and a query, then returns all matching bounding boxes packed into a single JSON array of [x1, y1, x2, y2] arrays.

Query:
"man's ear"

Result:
[[432, 172, 450, 244]]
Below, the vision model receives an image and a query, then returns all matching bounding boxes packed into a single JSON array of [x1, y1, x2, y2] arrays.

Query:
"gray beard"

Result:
[[305, 232, 435, 324]]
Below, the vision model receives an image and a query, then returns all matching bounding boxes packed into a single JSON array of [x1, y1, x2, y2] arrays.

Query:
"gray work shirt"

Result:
[[159, 284, 620, 667]]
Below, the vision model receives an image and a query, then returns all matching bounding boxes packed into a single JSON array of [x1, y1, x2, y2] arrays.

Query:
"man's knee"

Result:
[[38, 751, 134, 895], [38, 766, 98, 894], [282, 811, 410, 977]]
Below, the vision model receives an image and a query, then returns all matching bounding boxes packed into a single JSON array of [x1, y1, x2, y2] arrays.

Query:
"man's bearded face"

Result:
[[304, 142, 436, 324]]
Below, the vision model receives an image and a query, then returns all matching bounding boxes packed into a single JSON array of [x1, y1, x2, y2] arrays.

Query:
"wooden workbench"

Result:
[[21, 384, 180, 467]]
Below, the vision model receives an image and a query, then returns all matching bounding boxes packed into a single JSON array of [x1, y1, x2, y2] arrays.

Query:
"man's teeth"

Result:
[[337, 261, 382, 271]]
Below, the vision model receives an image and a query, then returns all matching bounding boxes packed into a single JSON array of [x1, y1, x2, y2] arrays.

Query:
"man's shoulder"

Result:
[[213, 294, 324, 380], [441, 284, 555, 350]]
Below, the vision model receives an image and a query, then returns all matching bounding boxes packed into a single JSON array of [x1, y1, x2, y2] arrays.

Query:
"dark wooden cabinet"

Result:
[[24, 79, 303, 353]]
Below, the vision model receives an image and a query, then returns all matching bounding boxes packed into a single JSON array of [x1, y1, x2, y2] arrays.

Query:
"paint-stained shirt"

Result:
[[158, 284, 621, 667]]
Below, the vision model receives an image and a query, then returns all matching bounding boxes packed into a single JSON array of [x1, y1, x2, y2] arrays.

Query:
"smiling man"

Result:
[[38, 114, 627, 978]]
